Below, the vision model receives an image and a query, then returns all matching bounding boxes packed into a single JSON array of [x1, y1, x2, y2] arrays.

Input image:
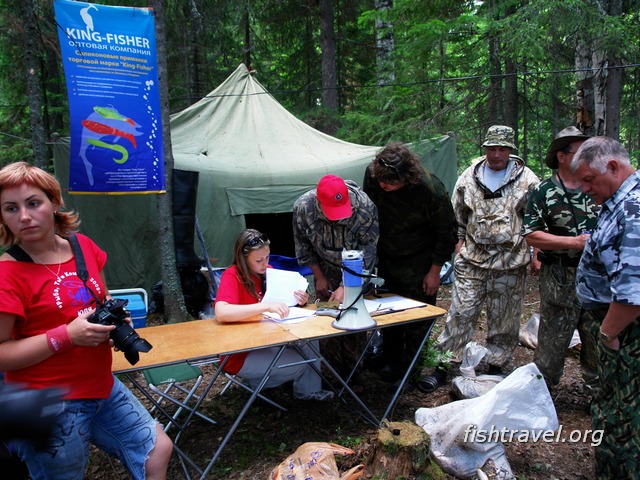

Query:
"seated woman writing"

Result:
[[214, 229, 333, 401]]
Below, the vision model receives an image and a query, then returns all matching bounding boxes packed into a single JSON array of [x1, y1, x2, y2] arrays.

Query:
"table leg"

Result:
[[380, 318, 436, 422], [198, 345, 287, 480], [295, 340, 380, 426]]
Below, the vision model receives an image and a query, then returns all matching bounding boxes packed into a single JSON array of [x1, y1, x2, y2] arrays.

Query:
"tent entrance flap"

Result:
[[226, 185, 313, 216]]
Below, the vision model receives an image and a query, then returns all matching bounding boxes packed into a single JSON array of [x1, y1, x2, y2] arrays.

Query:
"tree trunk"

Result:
[[374, 0, 394, 87], [485, 1, 502, 126], [149, 0, 190, 323], [605, 54, 622, 140], [190, 0, 203, 100], [319, 0, 337, 113], [575, 37, 595, 135], [19, 0, 48, 169], [592, 46, 607, 136], [367, 421, 430, 478], [504, 55, 518, 139], [243, 2, 251, 70], [604, 0, 622, 140]]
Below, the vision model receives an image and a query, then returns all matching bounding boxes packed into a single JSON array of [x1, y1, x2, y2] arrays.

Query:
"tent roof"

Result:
[[170, 64, 380, 183]]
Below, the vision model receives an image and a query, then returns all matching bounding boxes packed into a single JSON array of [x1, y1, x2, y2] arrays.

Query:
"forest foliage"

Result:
[[1, 0, 639, 178]]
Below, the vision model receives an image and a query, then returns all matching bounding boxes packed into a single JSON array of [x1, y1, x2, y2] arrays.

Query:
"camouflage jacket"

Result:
[[523, 173, 599, 263], [577, 171, 640, 307], [292, 180, 379, 285], [363, 166, 457, 265], [453, 155, 539, 270]]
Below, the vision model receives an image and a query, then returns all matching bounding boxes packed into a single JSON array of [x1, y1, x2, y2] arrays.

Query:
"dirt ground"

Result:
[[88, 273, 596, 479]]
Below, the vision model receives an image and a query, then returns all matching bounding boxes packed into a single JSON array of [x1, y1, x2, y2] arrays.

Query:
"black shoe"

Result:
[[391, 377, 416, 392], [417, 368, 447, 393], [378, 363, 402, 383]]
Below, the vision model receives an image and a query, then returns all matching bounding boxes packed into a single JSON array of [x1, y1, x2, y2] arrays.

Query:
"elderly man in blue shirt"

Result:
[[571, 136, 640, 479]]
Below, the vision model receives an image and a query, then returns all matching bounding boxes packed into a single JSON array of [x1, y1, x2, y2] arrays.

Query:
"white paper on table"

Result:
[[363, 296, 427, 314], [263, 307, 316, 323], [261, 268, 309, 306]]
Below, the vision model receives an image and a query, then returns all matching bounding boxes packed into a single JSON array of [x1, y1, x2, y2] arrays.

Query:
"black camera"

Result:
[[89, 298, 152, 365]]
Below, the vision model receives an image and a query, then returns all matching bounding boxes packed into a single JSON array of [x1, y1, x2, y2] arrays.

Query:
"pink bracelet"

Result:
[[46, 324, 74, 354]]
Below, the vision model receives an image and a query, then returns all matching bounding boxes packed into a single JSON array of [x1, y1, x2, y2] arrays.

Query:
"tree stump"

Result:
[[367, 420, 431, 478]]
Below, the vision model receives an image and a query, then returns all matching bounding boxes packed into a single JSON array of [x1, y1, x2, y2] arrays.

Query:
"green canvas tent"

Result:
[[53, 64, 457, 292]]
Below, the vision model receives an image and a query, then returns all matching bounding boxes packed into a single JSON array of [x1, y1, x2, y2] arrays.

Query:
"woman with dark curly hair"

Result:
[[364, 142, 457, 384]]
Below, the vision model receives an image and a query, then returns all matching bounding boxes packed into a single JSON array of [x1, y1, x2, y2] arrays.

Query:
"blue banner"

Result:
[[54, 0, 165, 194]]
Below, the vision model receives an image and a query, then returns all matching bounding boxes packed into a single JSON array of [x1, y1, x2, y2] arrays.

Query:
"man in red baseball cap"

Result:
[[316, 174, 353, 221], [293, 174, 379, 390], [293, 174, 378, 302]]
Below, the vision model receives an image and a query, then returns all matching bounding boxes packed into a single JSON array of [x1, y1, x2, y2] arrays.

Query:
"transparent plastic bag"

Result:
[[451, 342, 503, 399], [518, 313, 539, 349], [269, 442, 365, 480]]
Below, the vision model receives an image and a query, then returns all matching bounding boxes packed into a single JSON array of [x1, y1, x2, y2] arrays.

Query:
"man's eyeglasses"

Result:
[[243, 233, 269, 253], [377, 157, 400, 172]]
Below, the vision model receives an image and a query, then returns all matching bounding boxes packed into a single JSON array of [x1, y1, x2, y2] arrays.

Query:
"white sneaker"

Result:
[[294, 390, 334, 401]]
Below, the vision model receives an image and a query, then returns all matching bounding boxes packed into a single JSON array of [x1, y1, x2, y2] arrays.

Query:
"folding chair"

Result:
[[142, 363, 217, 432], [216, 367, 287, 412], [110, 288, 216, 433]]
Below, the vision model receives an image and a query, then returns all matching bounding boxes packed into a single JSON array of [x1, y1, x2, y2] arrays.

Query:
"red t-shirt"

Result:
[[213, 265, 264, 374], [0, 234, 113, 399]]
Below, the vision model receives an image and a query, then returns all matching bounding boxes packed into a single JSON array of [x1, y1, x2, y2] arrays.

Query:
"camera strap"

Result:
[[68, 234, 101, 305], [6, 244, 34, 262], [7, 234, 102, 306]]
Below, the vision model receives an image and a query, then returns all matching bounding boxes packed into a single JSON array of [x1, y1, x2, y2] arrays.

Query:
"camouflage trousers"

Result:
[[437, 260, 527, 367], [588, 307, 640, 478], [534, 264, 598, 386]]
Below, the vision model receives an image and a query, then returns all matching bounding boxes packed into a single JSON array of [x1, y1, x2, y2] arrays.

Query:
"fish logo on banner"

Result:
[[54, 0, 165, 194]]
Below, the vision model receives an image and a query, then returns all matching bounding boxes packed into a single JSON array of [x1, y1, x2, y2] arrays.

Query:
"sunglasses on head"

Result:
[[377, 157, 400, 172], [243, 232, 269, 253]]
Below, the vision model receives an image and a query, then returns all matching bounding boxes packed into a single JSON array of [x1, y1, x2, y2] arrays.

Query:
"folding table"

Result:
[[112, 301, 446, 479]]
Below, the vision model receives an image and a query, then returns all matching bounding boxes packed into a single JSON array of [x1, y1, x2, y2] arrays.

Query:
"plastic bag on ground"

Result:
[[269, 442, 365, 480], [452, 341, 504, 399], [415, 363, 558, 480], [518, 313, 539, 349], [519, 313, 582, 350], [568, 329, 581, 349], [440, 261, 454, 284]]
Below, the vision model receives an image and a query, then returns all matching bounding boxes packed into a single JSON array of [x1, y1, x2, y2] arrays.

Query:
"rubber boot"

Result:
[[172, 169, 204, 268]]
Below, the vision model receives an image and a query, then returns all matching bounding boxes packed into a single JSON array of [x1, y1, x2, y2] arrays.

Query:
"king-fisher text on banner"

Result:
[[54, 0, 165, 194]]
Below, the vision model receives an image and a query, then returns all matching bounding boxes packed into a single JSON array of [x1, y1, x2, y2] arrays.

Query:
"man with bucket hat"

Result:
[[419, 125, 539, 393], [523, 126, 599, 389]]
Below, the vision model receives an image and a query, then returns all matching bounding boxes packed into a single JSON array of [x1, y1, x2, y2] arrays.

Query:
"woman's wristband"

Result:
[[46, 324, 74, 353]]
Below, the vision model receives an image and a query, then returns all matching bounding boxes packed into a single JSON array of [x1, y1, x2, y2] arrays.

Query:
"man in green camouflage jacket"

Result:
[[292, 174, 379, 302], [419, 125, 539, 393], [293, 174, 379, 389], [523, 126, 599, 389]]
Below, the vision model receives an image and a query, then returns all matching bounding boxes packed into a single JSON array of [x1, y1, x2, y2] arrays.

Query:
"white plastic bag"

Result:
[[519, 313, 582, 350], [518, 313, 539, 349], [415, 363, 558, 479], [451, 342, 504, 399]]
